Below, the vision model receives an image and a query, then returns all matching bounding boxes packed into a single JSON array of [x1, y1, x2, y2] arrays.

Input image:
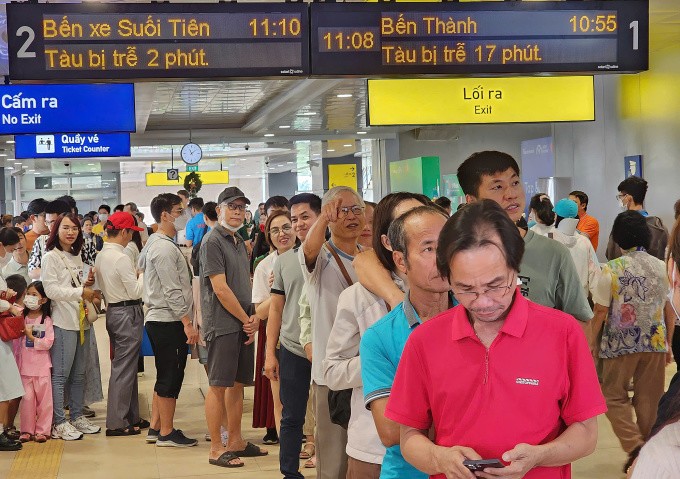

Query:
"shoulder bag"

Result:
[[55, 249, 99, 324], [324, 241, 354, 430]]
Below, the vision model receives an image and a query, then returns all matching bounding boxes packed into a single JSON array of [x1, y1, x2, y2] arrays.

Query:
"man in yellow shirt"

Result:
[[92, 204, 111, 238], [570, 190, 600, 251]]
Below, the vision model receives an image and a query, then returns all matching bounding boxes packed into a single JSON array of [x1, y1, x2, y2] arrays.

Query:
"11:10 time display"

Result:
[[249, 17, 302, 37]]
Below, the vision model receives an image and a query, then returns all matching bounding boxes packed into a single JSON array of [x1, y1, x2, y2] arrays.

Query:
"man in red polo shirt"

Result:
[[385, 200, 606, 479]]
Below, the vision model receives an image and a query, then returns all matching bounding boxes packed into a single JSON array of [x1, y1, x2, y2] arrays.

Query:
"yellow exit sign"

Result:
[[367, 76, 594, 125], [146, 170, 229, 187]]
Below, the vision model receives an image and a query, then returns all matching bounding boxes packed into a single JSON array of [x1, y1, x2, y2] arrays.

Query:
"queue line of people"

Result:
[[1, 150, 679, 479]]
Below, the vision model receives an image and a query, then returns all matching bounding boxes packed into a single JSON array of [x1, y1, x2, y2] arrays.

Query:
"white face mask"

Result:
[[221, 221, 242, 233], [24, 295, 41, 311], [99, 213, 108, 223]]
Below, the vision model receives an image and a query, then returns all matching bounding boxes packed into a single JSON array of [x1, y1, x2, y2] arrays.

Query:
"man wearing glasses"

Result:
[[301, 186, 366, 479], [387, 200, 606, 479], [200, 187, 267, 468], [28, 199, 72, 280], [605, 176, 668, 261]]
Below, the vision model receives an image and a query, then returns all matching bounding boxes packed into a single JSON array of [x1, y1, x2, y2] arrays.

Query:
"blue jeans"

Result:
[[51, 326, 90, 425], [279, 345, 311, 479]]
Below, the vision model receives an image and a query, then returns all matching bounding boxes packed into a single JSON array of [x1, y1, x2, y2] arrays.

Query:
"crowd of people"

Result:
[[1, 151, 679, 479]]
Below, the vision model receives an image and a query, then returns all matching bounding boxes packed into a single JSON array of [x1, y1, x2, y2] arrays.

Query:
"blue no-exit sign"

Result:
[[15, 132, 131, 159], [0, 84, 135, 134]]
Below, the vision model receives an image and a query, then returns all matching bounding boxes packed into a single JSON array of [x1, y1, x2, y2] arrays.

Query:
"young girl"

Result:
[[18, 282, 54, 443]]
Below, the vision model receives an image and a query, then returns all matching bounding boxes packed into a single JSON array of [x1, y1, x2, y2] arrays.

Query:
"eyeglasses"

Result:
[[269, 224, 292, 236], [338, 206, 364, 218], [59, 226, 80, 233], [452, 278, 515, 303], [616, 193, 627, 201], [227, 203, 246, 212]]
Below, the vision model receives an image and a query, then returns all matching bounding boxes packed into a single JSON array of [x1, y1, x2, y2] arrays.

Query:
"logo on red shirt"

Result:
[[515, 377, 540, 386]]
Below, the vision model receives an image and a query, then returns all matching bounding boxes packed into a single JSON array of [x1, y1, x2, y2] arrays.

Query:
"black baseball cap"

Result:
[[217, 187, 250, 206]]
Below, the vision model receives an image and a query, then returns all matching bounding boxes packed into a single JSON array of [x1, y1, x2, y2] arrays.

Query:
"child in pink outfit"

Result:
[[18, 282, 53, 443]]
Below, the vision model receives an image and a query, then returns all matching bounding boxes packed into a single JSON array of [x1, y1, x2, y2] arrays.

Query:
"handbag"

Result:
[[0, 311, 24, 342], [324, 241, 355, 430], [55, 250, 99, 324]]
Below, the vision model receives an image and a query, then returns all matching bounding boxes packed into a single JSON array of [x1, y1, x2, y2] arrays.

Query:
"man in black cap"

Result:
[[200, 187, 268, 468]]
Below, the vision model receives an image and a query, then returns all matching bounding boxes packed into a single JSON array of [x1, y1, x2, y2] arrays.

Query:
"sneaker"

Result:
[[156, 429, 198, 448], [82, 406, 96, 418], [71, 416, 101, 435], [0, 431, 22, 451], [146, 428, 160, 444], [51, 422, 83, 441]]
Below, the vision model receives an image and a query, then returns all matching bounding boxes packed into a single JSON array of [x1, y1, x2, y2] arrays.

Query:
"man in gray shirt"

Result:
[[264, 193, 322, 479], [138, 193, 199, 448], [200, 187, 267, 468]]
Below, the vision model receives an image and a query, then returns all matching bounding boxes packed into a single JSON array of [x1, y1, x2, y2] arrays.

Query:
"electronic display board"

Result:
[[6, 2, 309, 80], [310, 0, 648, 76]]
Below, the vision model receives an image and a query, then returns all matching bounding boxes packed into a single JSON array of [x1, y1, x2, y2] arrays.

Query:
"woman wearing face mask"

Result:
[[251, 211, 298, 445], [627, 218, 680, 478], [42, 214, 102, 441], [2, 229, 30, 284]]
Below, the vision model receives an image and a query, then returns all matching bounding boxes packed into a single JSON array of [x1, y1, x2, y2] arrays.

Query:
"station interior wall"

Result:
[[390, 45, 680, 261]]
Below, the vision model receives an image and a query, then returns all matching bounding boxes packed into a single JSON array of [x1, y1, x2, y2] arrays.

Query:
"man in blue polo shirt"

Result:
[[360, 206, 454, 479], [184, 197, 207, 247]]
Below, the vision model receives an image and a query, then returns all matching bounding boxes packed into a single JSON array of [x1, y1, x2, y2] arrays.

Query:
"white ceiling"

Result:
[[1, 0, 678, 180]]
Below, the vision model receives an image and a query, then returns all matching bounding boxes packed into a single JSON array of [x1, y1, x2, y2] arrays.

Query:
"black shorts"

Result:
[[145, 321, 188, 399], [206, 331, 255, 388]]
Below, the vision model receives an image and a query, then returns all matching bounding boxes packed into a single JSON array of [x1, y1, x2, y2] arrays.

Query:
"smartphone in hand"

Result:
[[463, 459, 505, 472]]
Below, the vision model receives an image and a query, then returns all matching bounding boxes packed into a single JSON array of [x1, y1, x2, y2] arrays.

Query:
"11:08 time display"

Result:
[[320, 29, 380, 51]]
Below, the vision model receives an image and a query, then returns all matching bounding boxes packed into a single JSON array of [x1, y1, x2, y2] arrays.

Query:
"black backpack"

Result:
[[190, 224, 209, 276]]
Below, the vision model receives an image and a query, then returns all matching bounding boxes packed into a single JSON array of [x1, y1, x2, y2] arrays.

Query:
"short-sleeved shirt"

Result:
[[185, 213, 207, 246], [385, 291, 606, 479], [360, 293, 428, 479], [576, 213, 600, 251], [301, 241, 359, 385], [519, 229, 593, 322], [593, 250, 668, 359], [252, 251, 277, 304], [271, 248, 306, 358], [199, 225, 251, 341]]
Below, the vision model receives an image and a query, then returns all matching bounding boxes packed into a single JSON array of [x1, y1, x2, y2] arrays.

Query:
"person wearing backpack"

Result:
[[184, 198, 207, 248], [606, 176, 669, 261]]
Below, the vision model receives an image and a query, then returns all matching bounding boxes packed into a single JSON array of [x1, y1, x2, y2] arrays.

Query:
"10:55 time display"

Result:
[[569, 14, 617, 33]]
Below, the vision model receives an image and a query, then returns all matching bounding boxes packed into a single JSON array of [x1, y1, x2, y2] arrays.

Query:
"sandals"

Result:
[[19, 433, 32, 443], [230, 442, 268, 457], [300, 442, 315, 459], [209, 451, 243, 468], [5, 427, 20, 441], [105, 427, 141, 436], [133, 419, 150, 429], [304, 455, 317, 469], [34, 434, 48, 443]]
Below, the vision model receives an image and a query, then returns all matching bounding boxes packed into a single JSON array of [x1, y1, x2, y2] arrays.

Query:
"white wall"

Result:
[[556, 46, 680, 259], [397, 124, 552, 179], [120, 177, 264, 223]]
